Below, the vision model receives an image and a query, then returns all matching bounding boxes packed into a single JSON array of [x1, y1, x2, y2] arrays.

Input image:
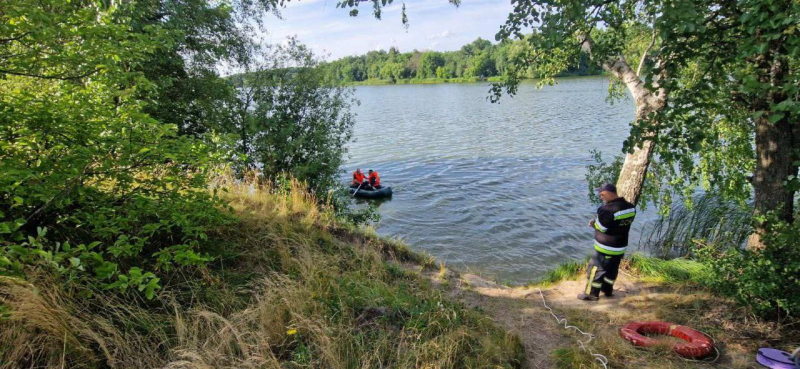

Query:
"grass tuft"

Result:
[[622, 254, 706, 284], [532, 258, 589, 287]]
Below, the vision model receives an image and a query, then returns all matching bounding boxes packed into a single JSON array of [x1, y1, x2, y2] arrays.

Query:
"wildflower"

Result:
[[286, 329, 297, 335]]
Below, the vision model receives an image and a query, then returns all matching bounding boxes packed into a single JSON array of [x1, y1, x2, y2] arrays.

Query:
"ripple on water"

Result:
[[345, 78, 656, 283]]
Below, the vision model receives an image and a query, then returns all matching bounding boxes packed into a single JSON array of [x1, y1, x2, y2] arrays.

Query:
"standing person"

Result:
[[368, 169, 381, 189], [351, 168, 366, 187], [578, 183, 636, 301]]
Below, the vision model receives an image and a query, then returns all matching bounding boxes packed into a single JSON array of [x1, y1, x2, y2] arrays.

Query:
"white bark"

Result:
[[580, 34, 667, 205]]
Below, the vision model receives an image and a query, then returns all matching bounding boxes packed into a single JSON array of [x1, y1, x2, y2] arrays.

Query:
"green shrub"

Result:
[[696, 218, 800, 318], [0, 1, 230, 298]]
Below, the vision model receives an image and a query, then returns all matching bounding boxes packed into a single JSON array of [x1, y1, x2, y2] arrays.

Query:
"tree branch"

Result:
[[637, 25, 657, 76]]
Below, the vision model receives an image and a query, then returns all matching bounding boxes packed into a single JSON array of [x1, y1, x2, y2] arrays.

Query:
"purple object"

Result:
[[757, 348, 796, 369]]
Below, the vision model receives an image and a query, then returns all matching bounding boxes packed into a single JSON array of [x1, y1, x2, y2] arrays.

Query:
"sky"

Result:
[[262, 0, 515, 60]]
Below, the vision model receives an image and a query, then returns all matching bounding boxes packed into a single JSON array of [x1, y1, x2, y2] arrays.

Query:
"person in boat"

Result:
[[351, 168, 366, 188], [578, 183, 636, 301], [367, 169, 381, 189]]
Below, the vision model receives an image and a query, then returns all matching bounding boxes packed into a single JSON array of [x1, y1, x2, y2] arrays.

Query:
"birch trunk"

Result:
[[581, 37, 667, 206]]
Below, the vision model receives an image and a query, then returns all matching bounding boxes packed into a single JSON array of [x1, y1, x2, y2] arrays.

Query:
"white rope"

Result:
[[527, 288, 609, 369]]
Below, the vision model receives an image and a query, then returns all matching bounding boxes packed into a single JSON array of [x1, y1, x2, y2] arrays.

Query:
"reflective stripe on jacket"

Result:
[[593, 197, 636, 255]]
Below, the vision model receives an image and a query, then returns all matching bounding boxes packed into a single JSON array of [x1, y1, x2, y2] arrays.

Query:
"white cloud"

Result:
[[258, 0, 514, 60], [427, 29, 455, 40]]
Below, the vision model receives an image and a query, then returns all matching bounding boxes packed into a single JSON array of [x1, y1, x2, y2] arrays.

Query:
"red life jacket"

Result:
[[352, 171, 365, 184], [368, 172, 380, 187]]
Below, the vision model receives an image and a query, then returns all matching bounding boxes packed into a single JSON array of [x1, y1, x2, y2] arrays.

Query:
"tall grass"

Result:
[[623, 254, 705, 284], [0, 174, 523, 368], [532, 253, 705, 287], [642, 193, 751, 258]]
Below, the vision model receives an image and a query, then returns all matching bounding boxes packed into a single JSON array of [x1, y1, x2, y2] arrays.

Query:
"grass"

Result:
[[531, 253, 706, 287], [534, 258, 589, 287], [642, 193, 752, 258], [0, 175, 523, 368]]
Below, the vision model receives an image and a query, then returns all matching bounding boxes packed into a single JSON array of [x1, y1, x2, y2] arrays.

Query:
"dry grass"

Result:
[[550, 287, 799, 368], [0, 174, 523, 368]]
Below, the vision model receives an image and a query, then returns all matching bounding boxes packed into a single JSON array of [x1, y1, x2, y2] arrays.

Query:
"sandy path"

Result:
[[414, 266, 655, 368]]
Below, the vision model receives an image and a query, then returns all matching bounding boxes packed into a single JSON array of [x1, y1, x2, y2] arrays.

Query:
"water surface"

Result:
[[345, 77, 656, 283]]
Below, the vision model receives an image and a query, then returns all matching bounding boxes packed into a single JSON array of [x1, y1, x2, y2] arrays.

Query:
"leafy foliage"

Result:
[[696, 216, 800, 318], [228, 40, 356, 193], [0, 0, 233, 296], [335, 0, 461, 28]]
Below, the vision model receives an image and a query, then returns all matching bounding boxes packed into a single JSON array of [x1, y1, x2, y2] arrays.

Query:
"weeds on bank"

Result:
[[0, 176, 523, 368]]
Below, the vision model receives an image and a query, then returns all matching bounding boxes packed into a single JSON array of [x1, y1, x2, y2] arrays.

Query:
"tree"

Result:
[[0, 0, 231, 295], [229, 41, 356, 193], [125, 0, 286, 137], [419, 52, 446, 78], [646, 0, 800, 248], [495, 1, 673, 207], [467, 52, 497, 78]]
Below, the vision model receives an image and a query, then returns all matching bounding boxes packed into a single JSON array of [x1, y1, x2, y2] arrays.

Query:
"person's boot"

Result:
[[577, 293, 599, 301]]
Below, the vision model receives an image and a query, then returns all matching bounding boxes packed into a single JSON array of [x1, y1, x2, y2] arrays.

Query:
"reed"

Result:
[[641, 193, 751, 258]]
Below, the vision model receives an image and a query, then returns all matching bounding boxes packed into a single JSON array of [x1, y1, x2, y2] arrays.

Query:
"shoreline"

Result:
[[342, 73, 607, 86]]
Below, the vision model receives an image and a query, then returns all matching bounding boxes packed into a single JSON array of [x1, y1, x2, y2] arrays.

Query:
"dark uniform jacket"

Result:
[[592, 197, 636, 255]]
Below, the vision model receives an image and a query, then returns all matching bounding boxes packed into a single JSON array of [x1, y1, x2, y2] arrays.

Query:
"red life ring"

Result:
[[619, 321, 714, 359]]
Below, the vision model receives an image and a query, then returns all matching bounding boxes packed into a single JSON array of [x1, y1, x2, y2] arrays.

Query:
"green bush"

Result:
[[696, 218, 800, 318], [0, 0, 230, 298]]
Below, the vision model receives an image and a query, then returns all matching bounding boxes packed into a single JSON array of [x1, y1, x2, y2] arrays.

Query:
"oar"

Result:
[[352, 182, 364, 196]]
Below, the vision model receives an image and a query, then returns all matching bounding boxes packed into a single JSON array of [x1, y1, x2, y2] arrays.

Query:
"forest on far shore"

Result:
[[321, 37, 603, 83]]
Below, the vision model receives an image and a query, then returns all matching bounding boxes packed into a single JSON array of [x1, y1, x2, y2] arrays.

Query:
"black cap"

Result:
[[596, 183, 617, 194]]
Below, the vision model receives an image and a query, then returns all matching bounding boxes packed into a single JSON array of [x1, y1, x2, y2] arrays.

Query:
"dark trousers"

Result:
[[583, 250, 623, 297]]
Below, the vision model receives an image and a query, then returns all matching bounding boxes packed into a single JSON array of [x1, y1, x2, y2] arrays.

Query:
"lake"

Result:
[[344, 77, 657, 284]]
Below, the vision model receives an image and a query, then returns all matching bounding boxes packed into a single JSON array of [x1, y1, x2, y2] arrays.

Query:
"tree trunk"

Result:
[[746, 45, 794, 249], [602, 59, 666, 206], [617, 140, 654, 205], [747, 115, 795, 249]]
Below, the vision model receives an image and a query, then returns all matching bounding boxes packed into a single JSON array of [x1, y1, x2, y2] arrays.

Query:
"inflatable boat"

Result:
[[350, 186, 393, 199]]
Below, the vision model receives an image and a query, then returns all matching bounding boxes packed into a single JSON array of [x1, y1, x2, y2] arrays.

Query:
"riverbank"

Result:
[[343, 74, 605, 86], [421, 254, 799, 368], [0, 180, 523, 368], [3, 180, 795, 368]]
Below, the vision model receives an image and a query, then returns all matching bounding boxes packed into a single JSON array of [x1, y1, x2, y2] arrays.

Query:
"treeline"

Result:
[[321, 38, 602, 83]]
